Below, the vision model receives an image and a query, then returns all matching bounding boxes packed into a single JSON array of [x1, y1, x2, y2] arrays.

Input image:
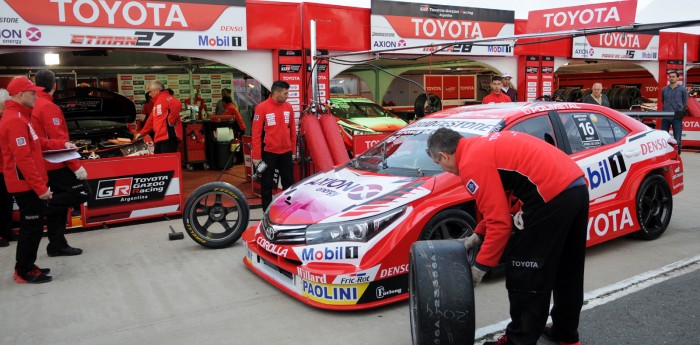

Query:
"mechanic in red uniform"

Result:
[[482, 76, 512, 104], [222, 95, 246, 138], [0, 88, 17, 247], [0, 77, 74, 283], [32, 70, 89, 257], [138, 91, 154, 125], [135, 80, 182, 153], [251, 80, 296, 211], [426, 128, 588, 345]]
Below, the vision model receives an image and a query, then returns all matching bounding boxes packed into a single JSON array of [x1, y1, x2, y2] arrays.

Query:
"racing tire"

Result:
[[414, 93, 442, 118], [419, 208, 478, 265], [409, 240, 475, 345], [630, 175, 673, 240], [183, 182, 250, 248]]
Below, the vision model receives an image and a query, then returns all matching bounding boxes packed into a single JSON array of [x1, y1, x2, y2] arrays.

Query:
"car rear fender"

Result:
[[617, 159, 682, 201]]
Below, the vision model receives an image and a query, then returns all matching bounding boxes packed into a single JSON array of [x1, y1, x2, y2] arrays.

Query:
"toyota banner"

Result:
[[370, 0, 515, 56], [0, 0, 246, 50]]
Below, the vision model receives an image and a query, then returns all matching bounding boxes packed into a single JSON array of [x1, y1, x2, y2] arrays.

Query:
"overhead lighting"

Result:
[[248, 83, 255, 88], [45, 53, 60, 65]]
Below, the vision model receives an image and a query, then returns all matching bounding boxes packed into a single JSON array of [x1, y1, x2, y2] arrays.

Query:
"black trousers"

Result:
[[14, 191, 45, 271], [45, 168, 90, 250], [0, 174, 14, 239], [503, 185, 589, 345], [155, 138, 180, 154], [260, 151, 294, 211]]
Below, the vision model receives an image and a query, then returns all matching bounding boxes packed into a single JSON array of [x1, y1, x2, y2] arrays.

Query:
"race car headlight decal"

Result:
[[305, 207, 406, 244]]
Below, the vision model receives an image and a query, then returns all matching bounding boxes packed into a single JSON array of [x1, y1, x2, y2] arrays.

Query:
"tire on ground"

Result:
[[409, 240, 475, 345], [183, 181, 250, 248]]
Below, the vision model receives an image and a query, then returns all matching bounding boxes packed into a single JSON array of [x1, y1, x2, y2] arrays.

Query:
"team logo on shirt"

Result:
[[466, 179, 479, 194], [28, 124, 38, 140], [53, 118, 60, 125], [16, 137, 26, 146], [254, 114, 259, 121]]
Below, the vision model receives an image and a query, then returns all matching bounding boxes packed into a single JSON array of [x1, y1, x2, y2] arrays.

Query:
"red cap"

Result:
[[7, 77, 43, 96]]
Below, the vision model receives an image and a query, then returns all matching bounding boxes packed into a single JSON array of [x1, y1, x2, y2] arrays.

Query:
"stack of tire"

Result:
[[568, 87, 643, 109]]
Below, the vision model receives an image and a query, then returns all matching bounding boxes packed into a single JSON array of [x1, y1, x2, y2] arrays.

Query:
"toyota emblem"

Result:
[[265, 226, 275, 240]]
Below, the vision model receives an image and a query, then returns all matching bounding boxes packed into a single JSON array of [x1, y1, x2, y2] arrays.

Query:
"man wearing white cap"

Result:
[[501, 73, 517, 102], [0, 76, 75, 283]]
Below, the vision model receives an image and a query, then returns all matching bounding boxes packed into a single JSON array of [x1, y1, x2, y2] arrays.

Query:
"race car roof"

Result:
[[424, 101, 650, 132]]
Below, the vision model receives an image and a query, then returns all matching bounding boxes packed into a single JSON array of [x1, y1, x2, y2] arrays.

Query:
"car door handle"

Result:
[[623, 149, 641, 157]]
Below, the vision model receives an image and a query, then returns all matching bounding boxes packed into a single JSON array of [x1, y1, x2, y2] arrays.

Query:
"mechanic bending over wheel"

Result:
[[426, 128, 589, 345], [32, 70, 89, 257], [251, 80, 296, 211], [134, 80, 183, 153]]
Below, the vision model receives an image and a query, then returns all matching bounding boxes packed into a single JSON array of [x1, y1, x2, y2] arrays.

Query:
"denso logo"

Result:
[[587, 207, 634, 240], [96, 178, 132, 199], [410, 18, 483, 39], [586, 152, 627, 190], [301, 246, 359, 261], [379, 264, 409, 278], [640, 138, 669, 155]]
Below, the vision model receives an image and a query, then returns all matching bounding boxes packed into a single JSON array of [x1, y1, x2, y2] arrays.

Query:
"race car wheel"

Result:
[[630, 174, 672, 240], [409, 240, 475, 345], [419, 209, 478, 265], [183, 182, 250, 248], [419, 208, 476, 241]]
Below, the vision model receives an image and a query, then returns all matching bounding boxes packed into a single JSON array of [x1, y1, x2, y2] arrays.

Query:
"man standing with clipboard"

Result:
[[32, 70, 89, 257]]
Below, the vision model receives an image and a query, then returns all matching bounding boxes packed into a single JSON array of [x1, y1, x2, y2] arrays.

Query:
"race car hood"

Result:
[[344, 117, 407, 133], [267, 167, 433, 225]]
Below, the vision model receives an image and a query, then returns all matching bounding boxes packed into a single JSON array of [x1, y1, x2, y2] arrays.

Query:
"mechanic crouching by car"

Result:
[[134, 80, 182, 153], [426, 128, 588, 345], [32, 70, 89, 257], [251, 80, 296, 211], [0, 77, 77, 283]]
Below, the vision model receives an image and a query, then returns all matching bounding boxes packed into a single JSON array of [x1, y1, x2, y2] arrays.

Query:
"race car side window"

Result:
[[558, 112, 628, 153], [590, 113, 629, 143], [508, 115, 558, 147]]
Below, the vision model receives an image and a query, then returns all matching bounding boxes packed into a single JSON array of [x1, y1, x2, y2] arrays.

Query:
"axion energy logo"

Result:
[[88, 171, 174, 207]]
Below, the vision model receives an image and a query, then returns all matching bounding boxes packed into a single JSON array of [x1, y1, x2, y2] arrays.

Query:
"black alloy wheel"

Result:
[[183, 182, 250, 248], [631, 175, 673, 240]]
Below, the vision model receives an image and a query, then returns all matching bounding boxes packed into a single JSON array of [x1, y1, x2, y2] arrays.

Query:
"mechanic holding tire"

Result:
[[426, 128, 589, 345], [32, 70, 89, 257]]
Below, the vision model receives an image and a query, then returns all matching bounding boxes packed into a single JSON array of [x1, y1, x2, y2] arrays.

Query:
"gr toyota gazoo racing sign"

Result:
[[370, 0, 514, 56], [0, 0, 246, 50], [243, 102, 683, 310], [572, 31, 660, 61], [89, 171, 174, 207]]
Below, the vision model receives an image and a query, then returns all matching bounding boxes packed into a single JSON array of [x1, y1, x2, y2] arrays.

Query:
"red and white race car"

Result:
[[242, 102, 683, 310]]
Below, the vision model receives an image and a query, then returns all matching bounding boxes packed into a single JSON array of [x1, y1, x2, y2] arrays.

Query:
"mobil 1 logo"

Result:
[[88, 171, 174, 207]]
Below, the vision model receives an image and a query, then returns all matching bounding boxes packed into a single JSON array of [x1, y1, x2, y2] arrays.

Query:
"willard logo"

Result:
[[96, 178, 133, 199]]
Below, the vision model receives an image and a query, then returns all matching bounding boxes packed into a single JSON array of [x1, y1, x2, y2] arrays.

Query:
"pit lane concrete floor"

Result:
[[1, 154, 699, 345]]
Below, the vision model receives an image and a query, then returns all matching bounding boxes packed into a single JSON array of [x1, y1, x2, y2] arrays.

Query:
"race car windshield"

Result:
[[331, 101, 391, 118], [352, 128, 480, 176]]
